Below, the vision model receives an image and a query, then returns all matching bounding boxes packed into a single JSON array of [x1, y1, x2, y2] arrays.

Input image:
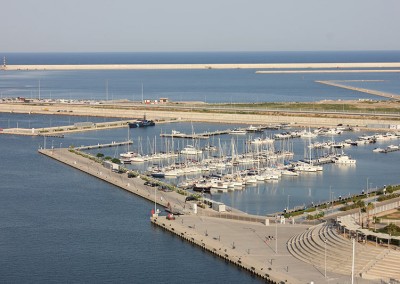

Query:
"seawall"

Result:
[[3, 62, 400, 71], [1, 103, 400, 130]]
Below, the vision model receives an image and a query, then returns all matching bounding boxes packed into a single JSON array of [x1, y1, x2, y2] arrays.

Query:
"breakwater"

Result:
[[1, 103, 400, 130], [316, 80, 400, 100], [3, 62, 400, 71], [37, 148, 189, 214]]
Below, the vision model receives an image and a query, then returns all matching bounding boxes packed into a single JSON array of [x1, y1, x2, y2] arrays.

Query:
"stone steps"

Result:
[[287, 223, 400, 280]]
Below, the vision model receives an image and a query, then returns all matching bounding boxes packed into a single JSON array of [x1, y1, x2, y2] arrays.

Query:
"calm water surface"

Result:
[[0, 133, 263, 283], [1, 51, 400, 282]]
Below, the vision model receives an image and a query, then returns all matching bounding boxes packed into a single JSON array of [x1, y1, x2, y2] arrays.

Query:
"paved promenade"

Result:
[[38, 147, 388, 283]]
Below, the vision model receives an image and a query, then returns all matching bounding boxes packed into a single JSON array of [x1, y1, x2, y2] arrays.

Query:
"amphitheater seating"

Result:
[[287, 223, 400, 281]]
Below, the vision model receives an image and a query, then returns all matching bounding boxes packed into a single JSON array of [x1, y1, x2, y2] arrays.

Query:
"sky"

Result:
[[2, 0, 400, 52]]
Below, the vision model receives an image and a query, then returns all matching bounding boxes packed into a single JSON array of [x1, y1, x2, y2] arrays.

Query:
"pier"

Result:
[[316, 80, 400, 101], [160, 128, 236, 139], [0, 120, 135, 137], [160, 126, 267, 139], [75, 140, 133, 150]]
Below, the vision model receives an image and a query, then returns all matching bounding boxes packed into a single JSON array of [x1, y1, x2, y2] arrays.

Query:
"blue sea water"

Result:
[[3, 51, 400, 65], [1, 51, 400, 103], [0, 131, 263, 283], [1, 51, 400, 283]]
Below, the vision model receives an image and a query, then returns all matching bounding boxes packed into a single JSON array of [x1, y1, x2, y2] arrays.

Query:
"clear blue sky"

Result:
[[2, 0, 400, 52]]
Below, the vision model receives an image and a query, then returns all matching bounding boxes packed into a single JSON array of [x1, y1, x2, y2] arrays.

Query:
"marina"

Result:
[[2, 51, 400, 283], [36, 140, 400, 283]]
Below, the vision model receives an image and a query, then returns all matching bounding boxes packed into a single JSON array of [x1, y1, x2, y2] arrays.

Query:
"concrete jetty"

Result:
[[3, 62, 400, 71], [257, 69, 400, 74], [160, 128, 237, 139], [38, 148, 190, 213], [75, 140, 133, 150], [316, 80, 400, 100], [0, 120, 135, 137], [1, 102, 399, 131]]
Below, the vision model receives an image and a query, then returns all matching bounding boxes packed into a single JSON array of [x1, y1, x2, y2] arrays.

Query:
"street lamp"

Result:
[[287, 195, 290, 212], [351, 238, 355, 284], [275, 215, 278, 254], [324, 238, 327, 278]]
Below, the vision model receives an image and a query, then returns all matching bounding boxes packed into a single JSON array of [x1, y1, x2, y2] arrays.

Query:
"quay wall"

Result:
[[1, 103, 399, 129], [150, 216, 287, 284], [3, 62, 400, 71], [37, 148, 189, 213]]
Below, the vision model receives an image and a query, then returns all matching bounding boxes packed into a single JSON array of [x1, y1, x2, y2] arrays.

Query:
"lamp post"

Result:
[[154, 187, 157, 216], [351, 238, 355, 284], [324, 238, 327, 278], [275, 215, 278, 254], [329, 186, 332, 214], [287, 195, 290, 212]]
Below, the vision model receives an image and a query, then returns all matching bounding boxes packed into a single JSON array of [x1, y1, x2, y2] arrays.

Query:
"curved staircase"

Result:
[[287, 223, 400, 281]]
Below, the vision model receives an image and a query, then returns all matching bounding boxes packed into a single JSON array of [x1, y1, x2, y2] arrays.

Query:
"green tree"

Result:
[[111, 158, 121, 164]]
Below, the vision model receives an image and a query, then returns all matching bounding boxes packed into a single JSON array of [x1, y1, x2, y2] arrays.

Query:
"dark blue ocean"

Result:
[[1, 51, 400, 103], [1, 52, 400, 283]]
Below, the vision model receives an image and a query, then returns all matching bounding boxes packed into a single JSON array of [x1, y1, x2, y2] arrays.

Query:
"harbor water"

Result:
[[1, 51, 400, 283]]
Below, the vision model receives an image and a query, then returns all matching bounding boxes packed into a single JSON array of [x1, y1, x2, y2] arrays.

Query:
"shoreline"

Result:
[[0, 102, 399, 131], [3, 62, 400, 71]]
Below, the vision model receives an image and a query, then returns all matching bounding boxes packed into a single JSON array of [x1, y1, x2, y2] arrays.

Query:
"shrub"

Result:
[[377, 193, 400, 202], [127, 171, 139, 178], [307, 211, 325, 220], [111, 158, 121, 164]]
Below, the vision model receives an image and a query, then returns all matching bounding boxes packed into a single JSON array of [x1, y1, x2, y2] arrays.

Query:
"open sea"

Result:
[[1, 51, 400, 103], [1, 51, 400, 283]]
